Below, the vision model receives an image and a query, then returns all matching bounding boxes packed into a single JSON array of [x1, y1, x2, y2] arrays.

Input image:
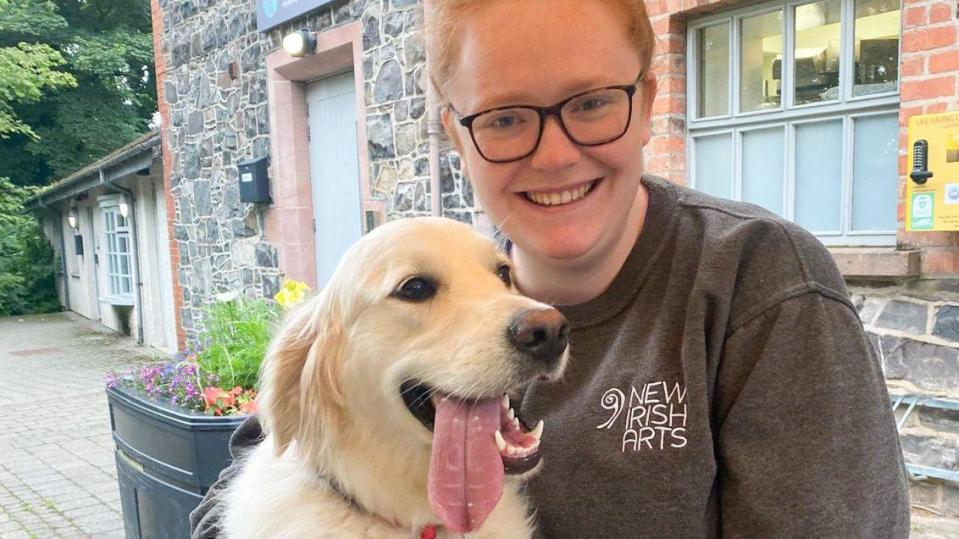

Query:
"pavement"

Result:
[[0, 312, 157, 538]]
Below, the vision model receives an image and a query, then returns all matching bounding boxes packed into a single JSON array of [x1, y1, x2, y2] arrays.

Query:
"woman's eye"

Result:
[[483, 113, 523, 130], [574, 97, 609, 112], [393, 277, 437, 302], [496, 265, 512, 288]]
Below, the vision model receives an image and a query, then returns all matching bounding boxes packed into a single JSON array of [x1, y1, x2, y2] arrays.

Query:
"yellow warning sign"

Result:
[[907, 111, 959, 231]]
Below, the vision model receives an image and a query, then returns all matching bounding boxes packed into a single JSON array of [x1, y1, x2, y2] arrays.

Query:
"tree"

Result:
[[0, 0, 76, 139], [0, 176, 59, 315], [0, 0, 155, 186]]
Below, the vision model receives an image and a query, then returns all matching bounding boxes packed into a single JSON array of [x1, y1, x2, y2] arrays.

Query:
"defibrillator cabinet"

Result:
[[906, 112, 959, 231]]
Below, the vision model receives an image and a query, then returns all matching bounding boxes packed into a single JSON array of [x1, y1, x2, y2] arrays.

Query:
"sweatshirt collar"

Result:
[[557, 174, 679, 329]]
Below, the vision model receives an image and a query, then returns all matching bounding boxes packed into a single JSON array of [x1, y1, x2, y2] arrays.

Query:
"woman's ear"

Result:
[[637, 70, 658, 147], [441, 105, 468, 157], [257, 289, 345, 457]]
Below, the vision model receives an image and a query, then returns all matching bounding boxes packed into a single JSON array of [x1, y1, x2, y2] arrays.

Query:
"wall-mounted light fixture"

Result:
[[283, 29, 316, 57], [118, 194, 130, 219], [67, 207, 79, 229]]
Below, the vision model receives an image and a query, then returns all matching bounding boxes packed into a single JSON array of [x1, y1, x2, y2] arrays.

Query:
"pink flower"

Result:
[[203, 387, 221, 407]]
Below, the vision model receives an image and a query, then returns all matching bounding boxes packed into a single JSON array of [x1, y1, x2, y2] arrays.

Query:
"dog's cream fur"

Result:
[[223, 217, 566, 538]]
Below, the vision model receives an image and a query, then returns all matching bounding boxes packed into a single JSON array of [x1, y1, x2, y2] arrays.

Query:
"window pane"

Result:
[[122, 276, 131, 295], [795, 120, 843, 231], [118, 235, 128, 254], [740, 10, 783, 113], [742, 127, 785, 216], [697, 22, 730, 118], [120, 254, 130, 276], [110, 276, 119, 295], [852, 114, 897, 230], [853, 0, 900, 97], [693, 133, 733, 199], [794, 0, 841, 105]]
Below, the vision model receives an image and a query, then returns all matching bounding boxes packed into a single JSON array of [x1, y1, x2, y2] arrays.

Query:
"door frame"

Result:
[[264, 21, 381, 289]]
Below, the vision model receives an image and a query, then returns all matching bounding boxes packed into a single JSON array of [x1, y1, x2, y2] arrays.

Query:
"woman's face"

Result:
[[443, 0, 656, 265]]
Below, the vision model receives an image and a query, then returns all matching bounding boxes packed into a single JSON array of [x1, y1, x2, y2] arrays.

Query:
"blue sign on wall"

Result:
[[256, 0, 336, 32]]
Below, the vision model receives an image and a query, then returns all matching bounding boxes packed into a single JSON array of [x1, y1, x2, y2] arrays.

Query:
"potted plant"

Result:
[[106, 280, 309, 539]]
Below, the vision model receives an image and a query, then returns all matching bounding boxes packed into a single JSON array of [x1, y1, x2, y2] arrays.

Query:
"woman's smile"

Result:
[[520, 178, 602, 209]]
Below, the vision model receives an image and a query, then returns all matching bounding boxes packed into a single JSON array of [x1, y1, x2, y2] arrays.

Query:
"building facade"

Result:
[[27, 132, 179, 353], [151, 0, 959, 523]]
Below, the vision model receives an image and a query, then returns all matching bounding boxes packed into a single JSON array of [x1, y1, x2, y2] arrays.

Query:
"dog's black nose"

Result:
[[508, 308, 569, 364]]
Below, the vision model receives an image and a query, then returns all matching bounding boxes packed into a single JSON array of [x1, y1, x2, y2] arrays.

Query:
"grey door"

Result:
[[306, 71, 363, 287]]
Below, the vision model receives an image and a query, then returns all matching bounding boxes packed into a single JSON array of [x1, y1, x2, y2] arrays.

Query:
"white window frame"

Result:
[[101, 203, 134, 304], [687, 0, 901, 246]]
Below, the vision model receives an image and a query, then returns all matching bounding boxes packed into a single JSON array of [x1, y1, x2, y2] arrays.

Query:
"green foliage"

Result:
[[0, 42, 76, 138], [27, 85, 149, 175], [194, 296, 282, 391], [0, 177, 59, 315], [0, 0, 67, 36], [0, 0, 155, 186]]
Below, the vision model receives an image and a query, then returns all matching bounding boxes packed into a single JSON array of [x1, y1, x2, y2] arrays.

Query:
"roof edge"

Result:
[[25, 131, 162, 212]]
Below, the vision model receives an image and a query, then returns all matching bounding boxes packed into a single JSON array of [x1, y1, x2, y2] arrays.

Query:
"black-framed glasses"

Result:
[[452, 74, 644, 163]]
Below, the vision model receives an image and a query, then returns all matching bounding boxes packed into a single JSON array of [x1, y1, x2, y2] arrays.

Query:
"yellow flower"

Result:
[[274, 279, 311, 309]]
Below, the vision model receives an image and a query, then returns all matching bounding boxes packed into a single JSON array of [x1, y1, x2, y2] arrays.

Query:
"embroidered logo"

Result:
[[596, 381, 688, 452]]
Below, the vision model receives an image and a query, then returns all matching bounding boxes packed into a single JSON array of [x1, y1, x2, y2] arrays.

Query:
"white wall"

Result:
[[36, 163, 176, 353], [132, 176, 177, 353]]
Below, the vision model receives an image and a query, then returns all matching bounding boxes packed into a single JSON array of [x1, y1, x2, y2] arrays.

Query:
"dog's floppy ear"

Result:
[[258, 287, 346, 457]]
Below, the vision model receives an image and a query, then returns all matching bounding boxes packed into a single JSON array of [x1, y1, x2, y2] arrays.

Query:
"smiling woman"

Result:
[[421, 0, 910, 537]]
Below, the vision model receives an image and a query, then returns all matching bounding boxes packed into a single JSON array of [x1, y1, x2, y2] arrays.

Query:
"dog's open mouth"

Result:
[[401, 380, 543, 534], [401, 381, 542, 475]]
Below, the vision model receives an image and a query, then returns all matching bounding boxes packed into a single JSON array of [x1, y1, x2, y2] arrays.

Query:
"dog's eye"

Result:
[[393, 277, 437, 302], [496, 265, 512, 288]]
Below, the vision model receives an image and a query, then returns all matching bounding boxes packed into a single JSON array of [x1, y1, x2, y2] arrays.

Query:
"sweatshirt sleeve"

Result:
[[715, 290, 910, 537], [189, 414, 264, 539]]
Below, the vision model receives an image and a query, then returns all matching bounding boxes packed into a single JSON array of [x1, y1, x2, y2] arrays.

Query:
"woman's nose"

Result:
[[529, 116, 581, 170]]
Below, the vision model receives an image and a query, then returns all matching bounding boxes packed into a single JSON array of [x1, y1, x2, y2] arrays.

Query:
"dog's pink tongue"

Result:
[[428, 396, 504, 534]]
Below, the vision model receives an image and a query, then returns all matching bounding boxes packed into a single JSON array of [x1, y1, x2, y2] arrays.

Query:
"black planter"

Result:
[[106, 386, 244, 539]]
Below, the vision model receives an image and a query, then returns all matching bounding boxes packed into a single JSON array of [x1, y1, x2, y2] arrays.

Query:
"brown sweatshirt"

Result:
[[191, 175, 909, 538], [520, 175, 910, 537]]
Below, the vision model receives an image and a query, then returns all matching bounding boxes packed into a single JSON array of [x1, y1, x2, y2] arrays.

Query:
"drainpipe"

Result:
[[36, 198, 71, 311], [427, 80, 442, 217], [101, 168, 145, 345]]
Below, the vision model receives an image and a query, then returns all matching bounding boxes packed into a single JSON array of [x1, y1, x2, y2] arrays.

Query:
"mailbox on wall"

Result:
[[237, 157, 271, 204], [907, 112, 959, 231]]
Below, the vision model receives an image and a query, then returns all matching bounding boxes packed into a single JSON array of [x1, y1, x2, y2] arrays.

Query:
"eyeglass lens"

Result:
[[470, 87, 632, 162]]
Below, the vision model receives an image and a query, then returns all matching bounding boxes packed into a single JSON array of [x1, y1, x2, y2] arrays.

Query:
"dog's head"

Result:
[[257, 216, 568, 532]]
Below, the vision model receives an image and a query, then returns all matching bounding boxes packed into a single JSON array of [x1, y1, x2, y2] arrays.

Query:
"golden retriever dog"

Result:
[[222, 217, 569, 538]]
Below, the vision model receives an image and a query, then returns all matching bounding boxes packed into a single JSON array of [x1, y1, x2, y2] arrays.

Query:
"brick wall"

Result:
[[898, 0, 959, 275], [151, 0, 185, 350]]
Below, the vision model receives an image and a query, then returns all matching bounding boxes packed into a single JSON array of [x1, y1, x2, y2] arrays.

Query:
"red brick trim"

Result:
[[151, 0, 186, 350]]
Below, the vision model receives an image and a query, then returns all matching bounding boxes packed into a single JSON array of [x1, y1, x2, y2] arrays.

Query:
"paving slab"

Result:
[[0, 312, 156, 538]]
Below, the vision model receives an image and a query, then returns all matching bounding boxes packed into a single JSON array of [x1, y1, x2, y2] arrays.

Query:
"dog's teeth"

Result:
[[512, 418, 520, 430], [531, 419, 544, 441], [501, 395, 510, 410], [494, 430, 507, 453], [507, 408, 515, 420], [507, 444, 536, 458]]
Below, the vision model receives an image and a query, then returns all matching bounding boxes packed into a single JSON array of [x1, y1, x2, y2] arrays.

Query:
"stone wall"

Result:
[[852, 279, 959, 522], [160, 0, 283, 342], [157, 0, 475, 343]]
